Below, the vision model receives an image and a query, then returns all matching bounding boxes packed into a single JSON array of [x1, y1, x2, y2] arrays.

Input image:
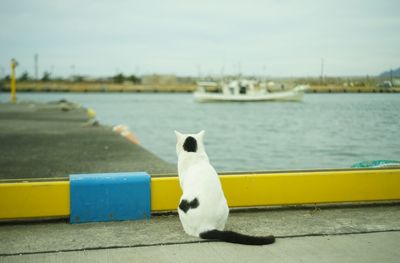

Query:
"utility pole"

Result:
[[220, 65, 225, 82], [320, 58, 324, 84], [196, 64, 202, 79], [70, 65, 75, 81], [51, 65, 55, 79], [34, 53, 39, 81], [263, 65, 267, 82], [390, 68, 393, 84]]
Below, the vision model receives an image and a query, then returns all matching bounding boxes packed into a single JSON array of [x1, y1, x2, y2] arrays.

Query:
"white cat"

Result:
[[175, 130, 275, 245]]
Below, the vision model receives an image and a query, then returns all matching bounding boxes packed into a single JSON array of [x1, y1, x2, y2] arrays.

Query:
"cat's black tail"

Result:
[[200, 229, 275, 246]]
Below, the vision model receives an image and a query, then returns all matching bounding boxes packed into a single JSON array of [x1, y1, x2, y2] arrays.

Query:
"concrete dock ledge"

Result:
[[0, 101, 176, 181]]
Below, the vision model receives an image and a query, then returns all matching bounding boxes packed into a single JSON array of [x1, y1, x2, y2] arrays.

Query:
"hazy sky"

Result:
[[0, 0, 399, 78]]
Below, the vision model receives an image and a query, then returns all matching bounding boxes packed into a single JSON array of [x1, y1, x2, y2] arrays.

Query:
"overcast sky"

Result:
[[0, 0, 399, 78]]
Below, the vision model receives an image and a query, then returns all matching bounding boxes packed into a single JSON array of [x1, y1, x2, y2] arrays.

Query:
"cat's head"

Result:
[[175, 130, 206, 156]]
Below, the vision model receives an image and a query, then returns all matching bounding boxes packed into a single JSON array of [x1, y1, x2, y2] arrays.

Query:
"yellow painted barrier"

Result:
[[150, 168, 400, 211], [151, 177, 182, 211], [221, 169, 400, 208], [0, 181, 69, 220], [1, 168, 399, 220]]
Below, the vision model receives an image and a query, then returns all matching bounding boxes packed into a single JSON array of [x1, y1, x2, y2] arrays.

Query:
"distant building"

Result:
[[141, 74, 177, 85]]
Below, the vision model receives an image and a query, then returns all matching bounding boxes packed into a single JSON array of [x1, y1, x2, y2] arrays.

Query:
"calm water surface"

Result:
[[2, 92, 399, 172]]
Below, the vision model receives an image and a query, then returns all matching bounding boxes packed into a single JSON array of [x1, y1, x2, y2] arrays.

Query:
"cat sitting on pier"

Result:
[[175, 130, 275, 245]]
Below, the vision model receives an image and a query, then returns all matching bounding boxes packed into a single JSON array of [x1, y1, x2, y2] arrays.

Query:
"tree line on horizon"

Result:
[[1, 68, 399, 87], [1, 71, 143, 84]]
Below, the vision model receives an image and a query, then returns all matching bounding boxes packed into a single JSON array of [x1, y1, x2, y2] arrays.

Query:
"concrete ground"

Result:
[[1, 204, 400, 262], [3, 232, 399, 263], [0, 101, 176, 180]]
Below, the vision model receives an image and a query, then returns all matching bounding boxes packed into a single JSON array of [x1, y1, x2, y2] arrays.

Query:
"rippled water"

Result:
[[2, 92, 400, 172]]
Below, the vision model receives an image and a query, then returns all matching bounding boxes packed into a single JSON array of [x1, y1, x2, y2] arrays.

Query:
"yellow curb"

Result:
[[1, 168, 399, 220], [151, 168, 400, 211], [0, 181, 69, 220]]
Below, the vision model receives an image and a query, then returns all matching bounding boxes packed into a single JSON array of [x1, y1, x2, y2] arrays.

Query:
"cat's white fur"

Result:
[[175, 130, 229, 237]]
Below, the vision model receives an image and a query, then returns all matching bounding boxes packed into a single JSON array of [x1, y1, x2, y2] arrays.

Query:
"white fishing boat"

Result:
[[194, 80, 309, 102]]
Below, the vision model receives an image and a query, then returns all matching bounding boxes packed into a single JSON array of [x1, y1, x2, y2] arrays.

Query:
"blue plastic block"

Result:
[[69, 172, 151, 224]]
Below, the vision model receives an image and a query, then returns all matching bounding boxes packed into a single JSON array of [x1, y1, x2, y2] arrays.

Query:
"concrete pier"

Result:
[[1, 100, 399, 262], [0, 101, 176, 180]]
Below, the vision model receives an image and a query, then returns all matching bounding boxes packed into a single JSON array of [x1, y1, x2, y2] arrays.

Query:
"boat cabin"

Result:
[[222, 80, 264, 95]]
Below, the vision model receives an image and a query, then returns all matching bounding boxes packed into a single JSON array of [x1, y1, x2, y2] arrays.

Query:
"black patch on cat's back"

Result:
[[183, 136, 197, 152], [189, 198, 199, 209], [179, 199, 190, 213], [179, 198, 199, 213]]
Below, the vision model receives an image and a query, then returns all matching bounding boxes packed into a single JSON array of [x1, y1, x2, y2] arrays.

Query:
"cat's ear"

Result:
[[198, 130, 205, 140], [175, 130, 184, 140]]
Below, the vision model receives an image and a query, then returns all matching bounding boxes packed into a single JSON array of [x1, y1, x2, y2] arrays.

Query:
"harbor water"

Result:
[[2, 92, 399, 172]]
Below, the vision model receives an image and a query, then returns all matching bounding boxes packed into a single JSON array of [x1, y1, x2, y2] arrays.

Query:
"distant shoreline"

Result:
[[1, 82, 399, 93]]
